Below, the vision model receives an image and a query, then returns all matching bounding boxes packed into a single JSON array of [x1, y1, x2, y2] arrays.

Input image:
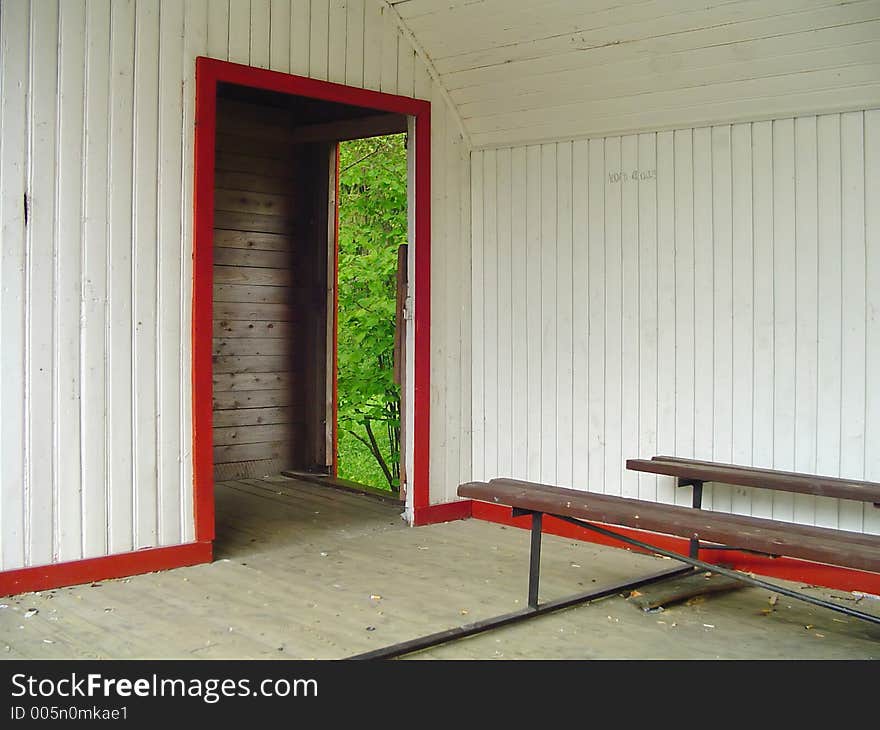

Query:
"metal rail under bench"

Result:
[[350, 469, 880, 659]]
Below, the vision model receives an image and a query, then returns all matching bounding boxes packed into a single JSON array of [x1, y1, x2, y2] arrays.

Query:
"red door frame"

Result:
[[193, 57, 432, 540]]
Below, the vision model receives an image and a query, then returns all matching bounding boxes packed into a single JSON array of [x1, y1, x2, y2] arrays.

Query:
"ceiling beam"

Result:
[[289, 113, 408, 143]]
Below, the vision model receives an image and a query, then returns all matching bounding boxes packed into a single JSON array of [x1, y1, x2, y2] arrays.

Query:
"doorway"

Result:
[[192, 59, 432, 543], [335, 134, 409, 495]]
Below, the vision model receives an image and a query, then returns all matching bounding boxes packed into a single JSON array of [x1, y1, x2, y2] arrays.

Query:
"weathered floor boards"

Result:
[[1, 475, 878, 659]]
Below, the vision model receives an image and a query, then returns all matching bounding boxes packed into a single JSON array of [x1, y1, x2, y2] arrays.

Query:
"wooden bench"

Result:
[[626, 455, 880, 506], [457, 468, 880, 627], [351, 461, 880, 658], [626, 455, 880, 561]]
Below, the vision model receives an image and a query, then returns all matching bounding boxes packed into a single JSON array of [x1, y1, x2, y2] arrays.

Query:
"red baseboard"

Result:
[[414, 500, 473, 526], [0, 542, 213, 597], [471, 501, 880, 595]]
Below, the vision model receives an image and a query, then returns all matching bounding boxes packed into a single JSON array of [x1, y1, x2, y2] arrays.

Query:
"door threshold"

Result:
[[281, 470, 402, 504]]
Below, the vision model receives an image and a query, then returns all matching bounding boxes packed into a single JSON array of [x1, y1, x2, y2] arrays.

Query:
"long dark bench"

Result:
[[457, 466, 880, 628], [627, 455, 880, 562], [626, 455, 880, 506], [459, 479, 880, 575], [350, 461, 880, 659]]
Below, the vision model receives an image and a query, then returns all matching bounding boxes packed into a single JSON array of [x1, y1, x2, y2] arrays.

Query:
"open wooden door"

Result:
[[393, 244, 408, 500], [300, 140, 336, 475], [326, 143, 340, 476]]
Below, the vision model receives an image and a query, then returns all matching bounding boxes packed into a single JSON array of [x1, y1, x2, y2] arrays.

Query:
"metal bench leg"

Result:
[[688, 480, 704, 558], [528, 512, 543, 608]]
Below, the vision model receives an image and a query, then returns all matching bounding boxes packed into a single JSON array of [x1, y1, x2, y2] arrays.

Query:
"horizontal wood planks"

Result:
[[471, 108, 880, 535], [212, 96, 311, 476]]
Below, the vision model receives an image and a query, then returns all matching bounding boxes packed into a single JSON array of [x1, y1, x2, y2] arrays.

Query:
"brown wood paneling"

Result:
[[213, 440, 300, 465], [214, 189, 297, 217], [213, 302, 298, 322], [215, 170, 294, 194], [213, 229, 292, 251], [212, 371, 295, 392], [214, 423, 299, 446], [214, 248, 297, 269], [213, 389, 296, 411], [213, 210, 294, 235], [213, 337, 291, 357], [212, 406, 295, 428], [212, 95, 333, 480], [211, 356, 292, 374], [215, 133, 300, 159], [213, 320, 293, 338], [213, 284, 293, 304], [213, 266, 294, 287], [215, 150, 294, 178]]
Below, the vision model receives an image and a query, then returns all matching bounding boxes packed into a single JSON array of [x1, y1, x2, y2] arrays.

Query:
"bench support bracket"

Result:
[[513, 508, 544, 607], [674, 477, 705, 558]]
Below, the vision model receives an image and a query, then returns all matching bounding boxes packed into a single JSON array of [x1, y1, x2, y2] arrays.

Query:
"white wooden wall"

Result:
[[0, 0, 471, 572], [471, 109, 880, 534]]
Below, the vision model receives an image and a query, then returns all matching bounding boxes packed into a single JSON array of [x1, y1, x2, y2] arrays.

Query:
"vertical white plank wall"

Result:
[[471, 110, 880, 534], [0, 0, 471, 572]]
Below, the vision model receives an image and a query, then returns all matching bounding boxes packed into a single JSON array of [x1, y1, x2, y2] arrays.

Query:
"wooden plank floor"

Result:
[[1, 475, 878, 659]]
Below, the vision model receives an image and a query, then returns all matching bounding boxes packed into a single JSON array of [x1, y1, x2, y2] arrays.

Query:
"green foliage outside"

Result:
[[336, 134, 407, 491]]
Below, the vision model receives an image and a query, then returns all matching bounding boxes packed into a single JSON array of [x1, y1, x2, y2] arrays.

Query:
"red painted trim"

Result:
[[471, 501, 880, 595], [332, 143, 340, 478], [193, 58, 218, 542], [414, 500, 472, 527], [198, 58, 429, 116], [412, 107, 431, 511], [0, 543, 213, 597], [192, 58, 432, 540]]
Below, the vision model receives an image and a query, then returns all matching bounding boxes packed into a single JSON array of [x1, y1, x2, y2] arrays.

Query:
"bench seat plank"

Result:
[[458, 478, 880, 574], [626, 457, 880, 503]]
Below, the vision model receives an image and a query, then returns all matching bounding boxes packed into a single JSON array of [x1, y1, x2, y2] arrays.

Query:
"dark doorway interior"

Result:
[[210, 82, 406, 482]]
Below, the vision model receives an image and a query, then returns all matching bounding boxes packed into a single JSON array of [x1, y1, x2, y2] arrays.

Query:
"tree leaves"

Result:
[[337, 134, 407, 489]]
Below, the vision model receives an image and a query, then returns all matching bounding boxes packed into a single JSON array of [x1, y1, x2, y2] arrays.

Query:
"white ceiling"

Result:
[[389, 0, 880, 148]]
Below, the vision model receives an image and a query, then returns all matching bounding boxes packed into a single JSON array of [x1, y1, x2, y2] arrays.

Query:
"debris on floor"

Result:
[[627, 570, 746, 611], [852, 591, 880, 601]]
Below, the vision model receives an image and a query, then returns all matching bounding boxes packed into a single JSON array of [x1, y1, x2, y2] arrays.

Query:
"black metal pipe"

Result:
[[528, 512, 543, 608], [553, 514, 880, 626], [689, 480, 704, 558], [347, 564, 695, 660]]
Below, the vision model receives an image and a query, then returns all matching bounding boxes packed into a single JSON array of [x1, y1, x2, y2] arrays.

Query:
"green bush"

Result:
[[335, 134, 406, 491]]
